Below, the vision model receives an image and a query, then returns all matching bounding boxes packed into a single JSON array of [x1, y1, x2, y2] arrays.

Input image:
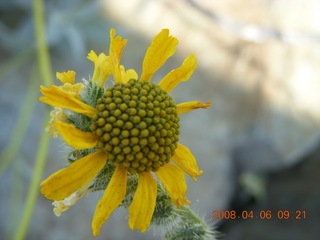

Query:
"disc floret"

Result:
[[90, 79, 180, 174]]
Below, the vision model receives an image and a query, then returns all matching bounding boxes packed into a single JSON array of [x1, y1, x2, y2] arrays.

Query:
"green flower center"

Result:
[[90, 79, 180, 174]]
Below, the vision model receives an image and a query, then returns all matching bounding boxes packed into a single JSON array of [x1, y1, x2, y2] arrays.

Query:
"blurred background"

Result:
[[1, 0, 320, 239]]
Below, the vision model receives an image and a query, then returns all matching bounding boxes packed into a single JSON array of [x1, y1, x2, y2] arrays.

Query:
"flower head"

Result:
[[39, 28, 211, 237]]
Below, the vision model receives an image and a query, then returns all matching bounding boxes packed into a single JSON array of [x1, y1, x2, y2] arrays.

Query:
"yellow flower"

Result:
[[39, 28, 211, 237]]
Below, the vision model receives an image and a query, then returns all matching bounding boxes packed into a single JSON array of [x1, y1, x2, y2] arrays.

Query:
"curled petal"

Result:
[[56, 71, 76, 84], [129, 172, 157, 232], [156, 163, 190, 208], [39, 85, 98, 118], [60, 83, 84, 99], [92, 166, 127, 237], [172, 144, 203, 181], [109, 28, 128, 83], [46, 108, 67, 138], [120, 65, 138, 83], [54, 121, 98, 150], [177, 101, 212, 115], [55, 71, 83, 98], [87, 50, 98, 62], [40, 150, 107, 201], [87, 50, 112, 87], [53, 183, 92, 216], [158, 54, 197, 92], [141, 29, 178, 82]]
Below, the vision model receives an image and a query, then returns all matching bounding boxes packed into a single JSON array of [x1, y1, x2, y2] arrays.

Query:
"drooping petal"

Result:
[[53, 182, 92, 216], [158, 54, 197, 93], [40, 150, 107, 201], [46, 108, 67, 138], [87, 50, 112, 87], [171, 144, 203, 181], [109, 28, 128, 83], [92, 166, 127, 237], [56, 71, 76, 84], [176, 101, 212, 115], [120, 65, 138, 83], [129, 172, 157, 232], [39, 85, 98, 118], [156, 163, 190, 208], [54, 121, 98, 149], [141, 29, 178, 82]]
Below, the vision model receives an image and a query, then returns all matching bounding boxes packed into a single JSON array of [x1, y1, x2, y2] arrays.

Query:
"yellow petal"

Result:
[[158, 54, 197, 93], [39, 85, 98, 118], [120, 65, 138, 84], [141, 29, 178, 82], [87, 50, 112, 87], [156, 163, 190, 208], [56, 71, 76, 84], [60, 83, 84, 99], [92, 166, 127, 237], [40, 150, 107, 201], [46, 108, 67, 138], [87, 50, 98, 62], [52, 183, 91, 216], [54, 121, 98, 150], [171, 144, 203, 181], [109, 28, 128, 83], [176, 101, 212, 115], [129, 172, 157, 232]]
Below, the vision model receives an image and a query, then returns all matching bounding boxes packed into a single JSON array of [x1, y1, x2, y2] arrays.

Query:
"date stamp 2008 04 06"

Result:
[[212, 210, 307, 220]]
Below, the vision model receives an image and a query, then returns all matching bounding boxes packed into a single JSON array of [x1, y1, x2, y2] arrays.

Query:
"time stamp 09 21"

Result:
[[212, 210, 307, 220]]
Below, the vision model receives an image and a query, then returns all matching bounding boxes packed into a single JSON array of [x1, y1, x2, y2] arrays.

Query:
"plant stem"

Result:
[[13, 0, 53, 239], [33, 0, 53, 87], [13, 114, 50, 240]]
